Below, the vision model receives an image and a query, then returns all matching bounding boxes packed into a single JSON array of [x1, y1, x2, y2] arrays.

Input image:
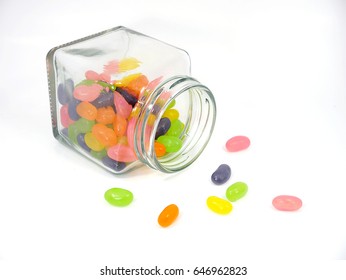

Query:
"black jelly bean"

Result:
[[155, 117, 171, 139], [211, 164, 231, 185], [77, 133, 91, 152], [102, 156, 126, 172], [116, 87, 138, 107]]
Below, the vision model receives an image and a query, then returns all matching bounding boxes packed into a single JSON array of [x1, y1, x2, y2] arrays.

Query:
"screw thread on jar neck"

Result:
[[133, 75, 216, 173]]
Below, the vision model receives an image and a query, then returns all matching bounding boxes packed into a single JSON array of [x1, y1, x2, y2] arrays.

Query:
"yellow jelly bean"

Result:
[[84, 132, 105, 151], [207, 196, 233, 215], [162, 109, 179, 121]]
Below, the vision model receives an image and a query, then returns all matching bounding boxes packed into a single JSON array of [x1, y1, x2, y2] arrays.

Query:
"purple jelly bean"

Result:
[[211, 164, 231, 185], [102, 156, 126, 172], [155, 118, 171, 139], [91, 91, 114, 108], [77, 133, 91, 152], [57, 79, 74, 105], [68, 98, 81, 121], [116, 87, 138, 107]]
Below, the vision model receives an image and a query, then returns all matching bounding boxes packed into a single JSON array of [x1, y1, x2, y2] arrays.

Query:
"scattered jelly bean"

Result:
[[158, 204, 179, 227], [104, 187, 133, 207], [76, 101, 97, 120], [96, 106, 116, 124], [226, 136, 250, 152], [116, 87, 138, 107], [166, 119, 184, 137], [113, 91, 132, 119], [272, 195, 302, 211], [107, 144, 137, 162], [113, 114, 128, 137], [154, 141, 166, 157], [226, 182, 248, 202], [156, 135, 182, 153], [102, 156, 126, 172], [90, 149, 107, 159], [155, 117, 171, 139], [91, 91, 114, 108], [92, 123, 117, 147], [211, 164, 231, 185], [84, 132, 105, 151], [74, 118, 95, 133], [68, 98, 81, 121], [162, 108, 179, 121], [60, 104, 74, 128], [77, 133, 91, 152], [73, 84, 103, 102], [207, 196, 233, 215]]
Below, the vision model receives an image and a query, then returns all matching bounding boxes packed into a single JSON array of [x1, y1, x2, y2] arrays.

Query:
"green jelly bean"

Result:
[[167, 119, 185, 137], [225, 182, 248, 202], [157, 135, 182, 153], [74, 118, 95, 133], [90, 149, 107, 159], [104, 188, 133, 207], [167, 99, 176, 109], [68, 123, 79, 144]]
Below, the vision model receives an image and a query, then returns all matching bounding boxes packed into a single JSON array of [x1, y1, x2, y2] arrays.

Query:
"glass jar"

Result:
[[46, 26, 216, 174]]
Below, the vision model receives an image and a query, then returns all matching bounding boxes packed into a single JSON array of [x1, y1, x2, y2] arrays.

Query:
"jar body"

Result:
[[46, 26, 216, 174]]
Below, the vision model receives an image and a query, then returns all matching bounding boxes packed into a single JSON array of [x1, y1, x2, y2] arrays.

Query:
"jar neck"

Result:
[[132, 75, 216, 173]]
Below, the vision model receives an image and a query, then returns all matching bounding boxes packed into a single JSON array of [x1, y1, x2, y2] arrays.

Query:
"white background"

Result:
[[1, 0, 346, 279]]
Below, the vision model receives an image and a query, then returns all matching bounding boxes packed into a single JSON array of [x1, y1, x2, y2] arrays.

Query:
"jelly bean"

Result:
[[76, 79, 95, 87], [113, 114, 127, 137], [211, 164, 231, 185], [126, 117, 136, 149], [68, 123, 79, 144], [162, 108, 179, 121], [207, 196, 233, 215], [155, 117, 171, 139], [166, 119, 184, 137], [102, 156, 126, 172], [57, 81, 73, 105], [119, 57, 141, 72], [146, 76, 163, 92], [226, 182, 248, 202], [167, 99, 176, 109], [147, 114, 157, 126], [90, 149, 107, 159], [76, 101, 97, 120], [96, 106, 116, 124], [113, 91, 132, 119], [74, 118, 95, 133], [156, 136, 182, 153], [107, 144, 137, 162], [226, 136, 250, 152], [113, 73, 142, 87], [154, 141, 166, 157], [126, 74, 149, 97], [60, 104, 74, 128], [116, 87, 138, 107], [85, 70, 100, 81], [92, 123, 117, 147], [84, 132, 105, 151], [77, 133, 91, 152], [272, 195, 302, 211], [68, 98, 81, 121], [73, 84, 103, 102], [104, 187, 133, 207], [158, 204, 179, 227], [91, 91, 114, 108]]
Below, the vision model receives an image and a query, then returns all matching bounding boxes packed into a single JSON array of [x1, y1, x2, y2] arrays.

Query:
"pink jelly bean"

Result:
[[226, 136, 250, 152], [103, 60, 119, 75], [85, 70, 100, 81], [108, 144, 138, 162], [272, 195, 302, 211], [114, 91, 132, 119], [99, 72, 111, 83], [73, 84, 103, 102], [60, 104, 74, 127], [127, 117, 136, 149]]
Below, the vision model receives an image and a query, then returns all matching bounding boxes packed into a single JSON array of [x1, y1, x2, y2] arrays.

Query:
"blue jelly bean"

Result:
[[211, 164, 231, 185], [68, 98, 81, 121], [102, 156, 126, 172], [91, 91, 114, 108], [116, 87, 138, 107], [77, 133, 91, 152], [57, 79, 74, 105], [155, 117, 171, 139]]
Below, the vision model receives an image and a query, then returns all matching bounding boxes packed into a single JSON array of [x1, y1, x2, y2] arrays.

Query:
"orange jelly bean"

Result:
[[154, 141, 166, 157], [96, 106, 116, 124], [126, 75, 149, 97], [92, 123, 117, 147], [158, 204, 179, 227], [76, 101, 97, 120], [113, 114, 128, 137]]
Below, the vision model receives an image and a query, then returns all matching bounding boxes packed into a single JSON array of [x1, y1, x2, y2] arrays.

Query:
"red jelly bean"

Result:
[[272, 195, 302, 211], [226, 136, 250, 152]]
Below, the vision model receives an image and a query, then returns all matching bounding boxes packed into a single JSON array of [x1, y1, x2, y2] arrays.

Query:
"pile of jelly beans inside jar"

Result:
[[58, 57, 184, 172]]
